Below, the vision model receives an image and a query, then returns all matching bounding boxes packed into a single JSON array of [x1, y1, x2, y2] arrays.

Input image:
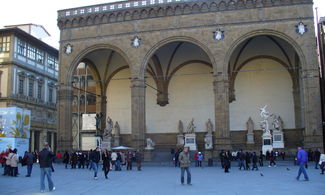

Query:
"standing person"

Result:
[[116, 152, 122, 171], [314, 148, 321, 169], [252, 152, 259, 171], [174, 149, 180, 167], [111, 151, 117, 170], [238, 150, 246, 170], [126, 151, 133, 170], [197, 152, 203, 167], [71, 152, 77, 169], [135, 150, 142, 171], [194, 151, 199, 167], [178, 147, 191, 185], [224, 151, 230, 173], [55, 151, 61, 163], [259, 151, 264, 167], [2, 149, 10, 176], [24, 151, 34, 177], [219, 150, 225, 168], [281, 151, 286, 160], [8, 149, 19, 176], [319, 154, 325, 175], [102, 149, 111, 179], [38, 142, 55, 192], [269, 151, 276, 167], [63, 151, 70, 169], [245, 152, 251, 170], [296, 146, 309, 181], [90, 147, 100, 179]]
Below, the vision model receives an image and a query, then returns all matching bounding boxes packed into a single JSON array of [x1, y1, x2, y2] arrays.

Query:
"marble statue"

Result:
[[206, 119, 213, 134], [103, 116, 113, 140], [272, 115, 283, 132], [178, 120, 184, 134], [145, 138, 155, 150], [247, 117, 254, 134], [259, 105, 270, 135], [113, 121, 120, 136], [186, 118, 196, 134]]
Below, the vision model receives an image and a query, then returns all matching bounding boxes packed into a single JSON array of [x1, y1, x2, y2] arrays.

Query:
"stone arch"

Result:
[[140, 36, 216, 79], [66, 44, 132, 86], [224, 29, 306, 73]]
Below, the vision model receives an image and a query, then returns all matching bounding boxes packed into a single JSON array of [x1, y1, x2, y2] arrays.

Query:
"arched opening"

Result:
[[228, 35, 304, 148], [145, 41, 214, 154], [69, 48, 130, 150]]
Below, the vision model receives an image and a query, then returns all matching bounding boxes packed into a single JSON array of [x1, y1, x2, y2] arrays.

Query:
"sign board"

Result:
[[82, 114, 96, 130], [0, 107, 31, 138]]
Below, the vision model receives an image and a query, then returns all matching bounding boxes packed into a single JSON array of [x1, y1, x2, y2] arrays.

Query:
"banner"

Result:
[[0, 107, 31, 138]]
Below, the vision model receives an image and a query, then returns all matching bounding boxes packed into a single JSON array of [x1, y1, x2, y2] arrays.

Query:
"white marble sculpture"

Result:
[[113, 121, 120, 136], [103, 116, 113, 141], [186, 118, 196, 134], [206, 119, 213, 135], [145, 138, 155, 150], [272, 115, 283, 132], [259, 105, 271, 135]]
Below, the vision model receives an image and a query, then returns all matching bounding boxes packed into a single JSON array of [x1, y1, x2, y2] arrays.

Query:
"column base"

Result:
[[213, 137, 232, 158]]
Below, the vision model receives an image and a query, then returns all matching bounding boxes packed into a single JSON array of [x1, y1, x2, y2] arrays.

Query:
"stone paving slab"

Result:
[[0, 162, 324, 195]]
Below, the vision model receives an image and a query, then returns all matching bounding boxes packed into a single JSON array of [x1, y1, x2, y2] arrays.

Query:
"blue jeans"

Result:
[[297, 163, 309, 180], [27, 164, 33, 176], [115, 160, 121, 171], [92, 162, 98, 177], [40, 168, 54, 191], [180, 167, 191, 184]]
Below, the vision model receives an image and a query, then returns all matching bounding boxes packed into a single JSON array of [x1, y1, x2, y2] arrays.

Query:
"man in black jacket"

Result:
[[39, 142, 55, 193], [90, 147, 100, 179]]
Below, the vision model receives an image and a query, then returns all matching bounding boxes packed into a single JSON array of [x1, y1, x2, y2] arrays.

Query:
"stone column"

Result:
[[57, 85, 73, 151], [30, 130, 34, 152], [131, 78, 146, 151], [213, 74, 232, 155], [301, 68, 323, 149]]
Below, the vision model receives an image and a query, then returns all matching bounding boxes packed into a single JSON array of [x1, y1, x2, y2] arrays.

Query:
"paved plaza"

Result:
[[0, 161, 324, 195]]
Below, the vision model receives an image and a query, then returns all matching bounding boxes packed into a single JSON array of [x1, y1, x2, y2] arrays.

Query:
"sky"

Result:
[[0, 0, 325, 49]]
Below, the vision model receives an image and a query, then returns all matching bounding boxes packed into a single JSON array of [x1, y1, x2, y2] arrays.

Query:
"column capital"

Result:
[[131, 78, 146, 88]]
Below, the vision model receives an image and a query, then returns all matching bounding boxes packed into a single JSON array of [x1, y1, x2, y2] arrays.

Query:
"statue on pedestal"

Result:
[[259, 105, 270, 135], [145, 138, 155, 150], [206, 119, 213, 135], [186, 118, 196, 134], [271, 115, 283, 132], [113, 121, 120, 136], [246, 117, 255, 144], [177, 120, 185, 146], [95, 113, 103, 130], [103, 116, 113, 141]]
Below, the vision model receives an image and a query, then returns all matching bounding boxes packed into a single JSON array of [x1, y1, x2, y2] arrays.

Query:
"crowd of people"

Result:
[[1, 145, 325, 191]]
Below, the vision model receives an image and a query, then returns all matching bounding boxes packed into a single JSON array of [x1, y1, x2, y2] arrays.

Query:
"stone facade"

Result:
[[57, 0, 323, 156]]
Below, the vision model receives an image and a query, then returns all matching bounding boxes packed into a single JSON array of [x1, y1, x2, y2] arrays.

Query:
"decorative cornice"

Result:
[[57, 0, 313, 30]]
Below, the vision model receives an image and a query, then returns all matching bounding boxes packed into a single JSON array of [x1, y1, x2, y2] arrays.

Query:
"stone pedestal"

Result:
[[113, 136, 120, 147], [204, 134, 213, 150], [144, 150, 153, 162], [184, 133, 197, 151], [272, 131, 284, 148], [176, 134, 184, 147], [262, 133, 273, 155], [246, 133, 255, 144], [101, 137, 112, 150]]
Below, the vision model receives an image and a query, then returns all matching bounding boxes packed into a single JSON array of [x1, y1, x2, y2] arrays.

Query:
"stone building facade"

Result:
[[0, 25, 58, 152], [57, 0, 323, 156]]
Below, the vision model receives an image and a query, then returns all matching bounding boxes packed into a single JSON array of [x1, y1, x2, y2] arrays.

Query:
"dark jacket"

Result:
[[102, 153, 111, 168], [90, 151, 100, 163], [39, 148, 54, 168], [24, 152, 34, 165]]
